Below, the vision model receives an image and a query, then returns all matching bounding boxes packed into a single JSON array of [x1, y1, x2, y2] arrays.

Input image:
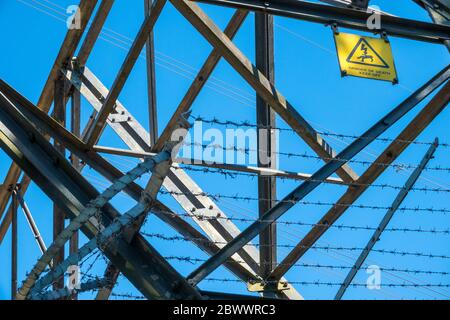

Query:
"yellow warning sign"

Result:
[[334, 32, 398, 83]]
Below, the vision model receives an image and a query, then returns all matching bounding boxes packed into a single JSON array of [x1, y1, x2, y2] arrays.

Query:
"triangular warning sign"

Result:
[[346, 38, 389, 69]]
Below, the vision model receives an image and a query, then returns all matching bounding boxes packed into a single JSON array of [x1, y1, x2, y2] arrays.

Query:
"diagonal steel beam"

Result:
[[184, 65, 450, 286], [15, 192, 47, 255], [84, 0, 167, 147], [77, 0, 115, 67], [192, 0, 450, 43], [269, 81, 450, 281], [169, 0, 359, 183], [334, 138, 439, 300]]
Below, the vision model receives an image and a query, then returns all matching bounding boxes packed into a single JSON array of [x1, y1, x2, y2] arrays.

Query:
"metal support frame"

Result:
[[63, 66, 302, 299], [0, 0, 100, 242], [335, 139, 439, 300], [1, 0, 449, 300], [185, 66, 450, 286], [0, 79, 260, 294]]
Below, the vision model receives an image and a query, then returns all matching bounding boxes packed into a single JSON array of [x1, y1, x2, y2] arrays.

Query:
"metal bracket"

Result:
[[247, 280, 290, 293], [331, 23, 340, 35]]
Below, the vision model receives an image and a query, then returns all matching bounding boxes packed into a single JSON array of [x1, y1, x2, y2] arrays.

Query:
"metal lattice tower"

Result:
[[0, 0, 449, 300]]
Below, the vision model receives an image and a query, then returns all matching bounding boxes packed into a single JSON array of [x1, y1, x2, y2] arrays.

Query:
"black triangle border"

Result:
[[346, 38, 389, 69]]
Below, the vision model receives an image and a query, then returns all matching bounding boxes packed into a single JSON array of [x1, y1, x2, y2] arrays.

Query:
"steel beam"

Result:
[[77, 0, 115, 67], [185, 65, 450, 286], [255, 12, 278, 286], [70, 67, 302, 299], [69, 82, 81, 300], [335, 139, 439, 300], [11, 189, 17, 299], [15, 192, 47, 255], [92, 146, 346, 184], [145, 0, 159, 146], [64, 67, 304, 298], [52, 78, 66, 291], [84, 0, 167, 147], [422, 0, 450, 51], [192, 0, 450, 43], [170, 0, 359, 183]]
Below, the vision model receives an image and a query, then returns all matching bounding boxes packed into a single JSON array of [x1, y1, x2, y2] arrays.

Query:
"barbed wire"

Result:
[[204, 278, 450, 288], [175, 165, 450, 194], [152, 206, 450, 235], [142, 233, 450, 260], [111, 293, 146, 300], [191, 116, 450, 148], [163, 256, 450, 276], [182, 142, 450, 173], [159, 190, 450, 214]]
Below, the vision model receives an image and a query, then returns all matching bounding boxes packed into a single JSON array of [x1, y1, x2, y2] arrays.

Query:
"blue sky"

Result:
[[0, 0, 449, 300]]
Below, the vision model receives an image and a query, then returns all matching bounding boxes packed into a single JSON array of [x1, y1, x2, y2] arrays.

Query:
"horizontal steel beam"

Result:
[[93, 145, 346, 185], [192, 0, 450, 43]]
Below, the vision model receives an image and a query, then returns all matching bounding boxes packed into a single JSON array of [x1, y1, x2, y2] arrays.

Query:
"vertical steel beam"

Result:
[[255, 13, 277, 283], [70, 84, 81, 300], [53, 78, 66, 291], [145, 0, 159, 146], [11, 188, 18, 299], [335, 139, 439, 300]]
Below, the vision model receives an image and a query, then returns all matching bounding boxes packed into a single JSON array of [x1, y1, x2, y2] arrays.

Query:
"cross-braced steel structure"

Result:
[[0, 0, 449, 300]]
